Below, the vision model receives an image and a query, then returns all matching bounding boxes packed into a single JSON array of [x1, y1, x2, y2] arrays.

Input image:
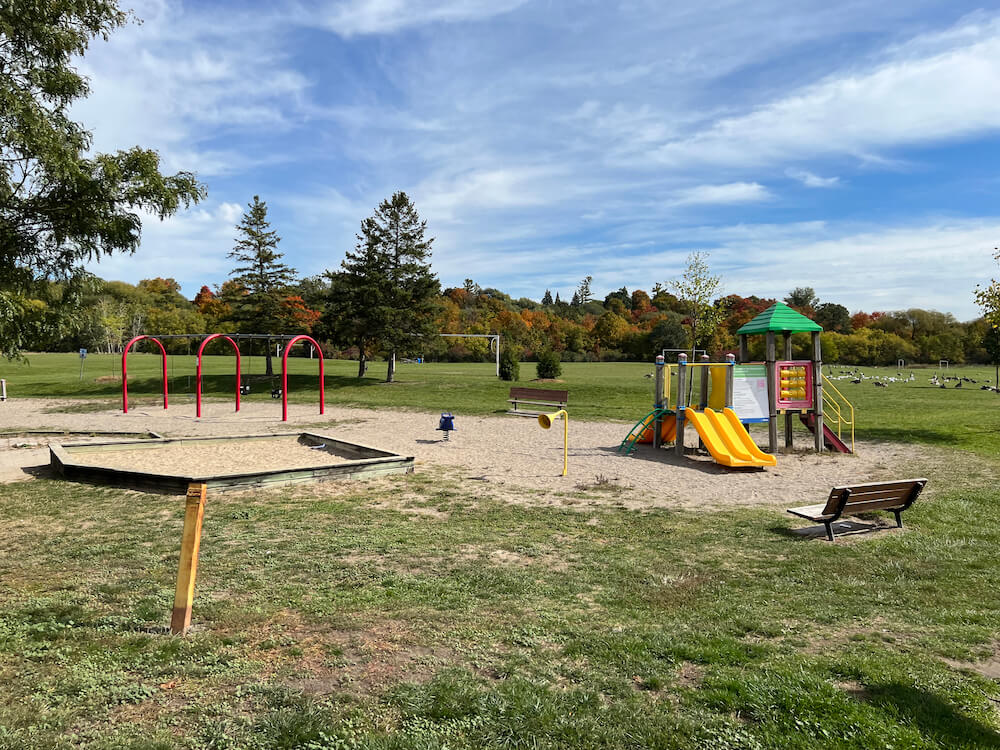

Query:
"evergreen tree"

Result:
[[227, 196, 296, 375], [571, 291, 580, 306], [541, 289, 553, 305], [555, 292, 562, 305], [325, 192, 440, 382], [576, 276, 594, 304]]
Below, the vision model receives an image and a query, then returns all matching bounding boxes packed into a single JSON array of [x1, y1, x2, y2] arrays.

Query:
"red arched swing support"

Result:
[[122, 335, 168, 413], [196, 334, 242, 417], [282, 335, 324, 422]]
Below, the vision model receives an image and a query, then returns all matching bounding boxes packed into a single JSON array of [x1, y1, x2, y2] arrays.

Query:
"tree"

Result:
[[575, 276, 594, 305], [604, 286, 631, 309], [984, 324, 1000, 393], [592, 311, 630, 354], [975, 248, 1000, 328], [976, 248, 1000, 389], [326, 192, 440, 382], [784, 287, 819, 316], [0, 1, 204, 357], [814, 302, 852, 334], [541, 289, 553, 305], [669, 252, 723, 354], [193, 285, 231, 329], [227, 196, 296, 375], [554, 292, 562, 305]]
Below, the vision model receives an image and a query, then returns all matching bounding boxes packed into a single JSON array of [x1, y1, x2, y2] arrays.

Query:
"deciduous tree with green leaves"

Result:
[[0, 0, 205, 358], [975, 247, 1000, 389], [227, 196, 296, 375], [669, 251, 723, 355]]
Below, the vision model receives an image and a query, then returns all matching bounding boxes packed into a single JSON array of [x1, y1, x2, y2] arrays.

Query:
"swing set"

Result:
[[121, 333, 324, 421]]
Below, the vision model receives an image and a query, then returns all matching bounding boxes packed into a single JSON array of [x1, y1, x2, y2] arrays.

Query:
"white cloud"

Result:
[[311, 0, 530, 36], [651, 17, 1000, 167], [785, 168, 840, 188], [85, 203, 240, 292], [671, 182, 772, 206]]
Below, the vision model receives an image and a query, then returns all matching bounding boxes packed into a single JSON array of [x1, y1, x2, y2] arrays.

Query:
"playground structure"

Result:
[[620, 303, 855, 466], [736, 302, 854, 454], [121, 333, 324, 422], [620, 354, 775, 468]]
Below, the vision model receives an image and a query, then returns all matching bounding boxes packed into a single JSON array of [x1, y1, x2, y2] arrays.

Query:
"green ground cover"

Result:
[[3, 353, 999, 458], [2, 356, 999, 748], [1, 467, 999, 749]]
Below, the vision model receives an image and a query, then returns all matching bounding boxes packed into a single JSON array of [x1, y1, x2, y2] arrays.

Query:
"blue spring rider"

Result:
[[437, 412, 456, 441]]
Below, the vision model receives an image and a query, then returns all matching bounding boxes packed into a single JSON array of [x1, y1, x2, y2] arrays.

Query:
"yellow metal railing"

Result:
[[821, 375, 855, 453]]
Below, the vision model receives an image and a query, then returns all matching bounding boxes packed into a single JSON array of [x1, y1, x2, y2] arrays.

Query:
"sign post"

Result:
[[78, 348, 87, 381]]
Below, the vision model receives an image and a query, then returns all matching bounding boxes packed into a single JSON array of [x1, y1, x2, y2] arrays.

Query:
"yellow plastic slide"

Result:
[[683, 408, 776, 468]]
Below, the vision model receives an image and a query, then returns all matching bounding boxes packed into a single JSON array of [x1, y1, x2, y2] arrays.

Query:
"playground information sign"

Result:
[[732, 364, 769, 422]]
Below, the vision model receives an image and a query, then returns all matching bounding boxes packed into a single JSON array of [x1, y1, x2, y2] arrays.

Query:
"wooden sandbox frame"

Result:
[[50, 432, 414, 494]]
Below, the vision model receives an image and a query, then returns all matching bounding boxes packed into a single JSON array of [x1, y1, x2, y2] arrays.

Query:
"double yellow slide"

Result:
[[683, 408, 776, 468]]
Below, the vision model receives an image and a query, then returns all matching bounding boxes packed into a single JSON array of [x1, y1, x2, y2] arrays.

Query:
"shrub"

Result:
[[536, 349, 562, 379], [499, 349, 520, 381]]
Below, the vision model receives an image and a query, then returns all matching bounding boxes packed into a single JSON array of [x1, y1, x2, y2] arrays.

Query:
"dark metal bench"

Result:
[[506, 387, 568, 417], [787, 478, 927, 541]]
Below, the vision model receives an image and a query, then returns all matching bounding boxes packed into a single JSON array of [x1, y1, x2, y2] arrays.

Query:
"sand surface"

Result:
[[0, 397, 980, 510], [66, 437, 360, 477]]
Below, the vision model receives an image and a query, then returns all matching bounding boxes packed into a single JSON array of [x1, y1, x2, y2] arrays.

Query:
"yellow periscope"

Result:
[[683, 408, 777, 468]]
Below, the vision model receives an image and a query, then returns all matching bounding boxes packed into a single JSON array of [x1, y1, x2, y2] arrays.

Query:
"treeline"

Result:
[[27, 272, 993, 368]]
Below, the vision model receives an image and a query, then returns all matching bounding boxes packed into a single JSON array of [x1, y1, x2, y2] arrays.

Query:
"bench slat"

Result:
[[507, 399, 567, 406], [787, 503, 834, 521], [843, 498, 912, 514], [509, 387, 568, 402], [831, 480, 927, 494]]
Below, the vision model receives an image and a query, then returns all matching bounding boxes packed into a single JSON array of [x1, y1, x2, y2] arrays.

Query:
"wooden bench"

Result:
[[787, 478, 927, 541], [507, 387, 568, 417]]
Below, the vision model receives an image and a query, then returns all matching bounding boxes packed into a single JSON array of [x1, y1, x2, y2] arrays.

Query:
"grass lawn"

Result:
[[2, 355, 1000, 748], [1, 468, 999, 749]]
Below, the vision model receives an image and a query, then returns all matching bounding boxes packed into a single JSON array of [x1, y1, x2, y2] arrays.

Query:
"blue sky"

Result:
[[76, 0, 1000, 319]]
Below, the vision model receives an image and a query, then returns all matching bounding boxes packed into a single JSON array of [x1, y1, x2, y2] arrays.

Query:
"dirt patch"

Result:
[[241, 613, 454, 697], [835, 680, 870, 701], [675, 662, 704, 689], [944, 643, 1000, 679]]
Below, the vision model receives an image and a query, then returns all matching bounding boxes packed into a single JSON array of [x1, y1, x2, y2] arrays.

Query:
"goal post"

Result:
[[438, 334, 501, 377]]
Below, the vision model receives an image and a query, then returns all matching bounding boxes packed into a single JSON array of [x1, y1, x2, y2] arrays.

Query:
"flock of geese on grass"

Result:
[[827, 369, 1000, 392]]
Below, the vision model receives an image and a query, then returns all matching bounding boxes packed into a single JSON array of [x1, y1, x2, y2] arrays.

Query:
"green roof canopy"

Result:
[[736, 302, 822, 335]]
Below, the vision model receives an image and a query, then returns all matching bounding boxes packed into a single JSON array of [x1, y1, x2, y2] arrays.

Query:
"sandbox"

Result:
[[50, 433, 414, 493]]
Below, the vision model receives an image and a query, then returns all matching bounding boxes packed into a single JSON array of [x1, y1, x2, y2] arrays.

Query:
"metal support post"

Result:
[[675, 353, 688, 456]]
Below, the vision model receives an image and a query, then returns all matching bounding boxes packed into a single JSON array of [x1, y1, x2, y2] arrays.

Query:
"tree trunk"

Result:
[[265, 344, 274, 377], [386, 350, 396, 382], [357, 348, 367, 377]]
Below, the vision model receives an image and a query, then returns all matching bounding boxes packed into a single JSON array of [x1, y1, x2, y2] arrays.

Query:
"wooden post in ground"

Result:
[[765, 332, 777, 454], [783, 332, 794, 450], [171, 483, 207, 635], [738, 334, 748, 364]]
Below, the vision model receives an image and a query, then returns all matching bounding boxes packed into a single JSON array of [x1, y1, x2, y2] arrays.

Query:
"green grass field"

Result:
[[1, 354, 999, 748]]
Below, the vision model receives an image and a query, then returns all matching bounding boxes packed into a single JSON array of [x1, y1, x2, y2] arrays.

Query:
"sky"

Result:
[[75, 0, 1000, 319]]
